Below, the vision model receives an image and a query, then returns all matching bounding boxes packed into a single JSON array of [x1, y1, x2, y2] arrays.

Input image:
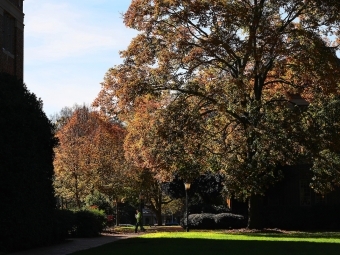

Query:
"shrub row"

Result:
[[181, 213, 246, 230]]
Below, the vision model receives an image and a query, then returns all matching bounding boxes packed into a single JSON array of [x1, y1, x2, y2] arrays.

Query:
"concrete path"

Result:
[[8, 234, 132, 255]]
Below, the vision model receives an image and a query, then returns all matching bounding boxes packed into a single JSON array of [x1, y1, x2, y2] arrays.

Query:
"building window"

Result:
[[299, 180, 311, 206], [3, 12, 16, 54]]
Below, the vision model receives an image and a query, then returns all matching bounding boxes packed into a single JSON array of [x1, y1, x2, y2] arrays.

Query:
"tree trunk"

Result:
[[148, 199, 163, 226], [247, 194, 263, 229], [156, 210, 162, 226]]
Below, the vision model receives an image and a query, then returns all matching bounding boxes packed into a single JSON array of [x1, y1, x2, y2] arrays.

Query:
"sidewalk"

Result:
[[8, 234, 132, 255]]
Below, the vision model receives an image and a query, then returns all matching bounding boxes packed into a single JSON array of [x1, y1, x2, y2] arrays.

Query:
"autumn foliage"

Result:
[[94, 1, 340, 228], [53, 106, 126, 208]]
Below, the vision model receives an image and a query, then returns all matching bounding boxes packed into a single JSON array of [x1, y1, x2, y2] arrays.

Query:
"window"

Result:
[[3, 12, 16, 54], [299, 180, 311, 206]]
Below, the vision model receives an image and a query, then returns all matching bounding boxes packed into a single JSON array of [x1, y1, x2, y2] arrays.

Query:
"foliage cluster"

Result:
[[85, 190, 112, 214], [52, 105, 178, 225], [0, 73, 57, 252]]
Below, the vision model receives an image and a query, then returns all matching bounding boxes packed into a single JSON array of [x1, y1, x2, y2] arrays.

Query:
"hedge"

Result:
[[0, 73, 57, 252], [181, 213, 246, 230]]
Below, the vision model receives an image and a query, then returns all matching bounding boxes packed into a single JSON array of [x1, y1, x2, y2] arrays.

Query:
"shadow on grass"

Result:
[[70, 237, 340, 255]]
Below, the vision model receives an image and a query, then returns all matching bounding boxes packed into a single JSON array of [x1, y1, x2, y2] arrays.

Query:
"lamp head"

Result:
[[184, 182, 191, 190]]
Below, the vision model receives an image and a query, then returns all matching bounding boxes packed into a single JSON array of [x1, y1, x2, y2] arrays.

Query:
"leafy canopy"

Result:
[[94, 0, 340, 198]]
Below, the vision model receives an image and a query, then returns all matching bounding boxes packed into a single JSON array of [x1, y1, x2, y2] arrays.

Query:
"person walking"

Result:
[[135, 209, 141, 233]]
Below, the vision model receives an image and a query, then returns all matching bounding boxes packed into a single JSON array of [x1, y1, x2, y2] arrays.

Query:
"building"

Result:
[[0, 0, 24, 79], [229, 165, 340, 230]]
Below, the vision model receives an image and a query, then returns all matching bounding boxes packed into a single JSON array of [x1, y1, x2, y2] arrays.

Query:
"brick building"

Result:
[[0, 0, 24, 79]]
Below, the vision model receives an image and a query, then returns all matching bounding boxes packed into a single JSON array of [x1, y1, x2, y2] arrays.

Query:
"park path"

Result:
[[8, 233, 133, 255]]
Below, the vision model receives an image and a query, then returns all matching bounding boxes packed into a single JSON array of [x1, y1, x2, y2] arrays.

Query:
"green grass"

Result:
[[70, 231, 340, 255]]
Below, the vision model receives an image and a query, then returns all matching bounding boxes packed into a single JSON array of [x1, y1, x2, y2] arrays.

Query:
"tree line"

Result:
[[55, 0, 340, 229]]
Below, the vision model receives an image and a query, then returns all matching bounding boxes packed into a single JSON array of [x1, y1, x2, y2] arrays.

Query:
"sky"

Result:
[[24, 0, 137, 118]]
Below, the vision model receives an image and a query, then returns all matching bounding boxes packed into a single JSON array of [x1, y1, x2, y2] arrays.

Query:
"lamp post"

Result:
[[139, 193, 145, 231], [184, 182, 191, 232], [115, 197, 120, 226]]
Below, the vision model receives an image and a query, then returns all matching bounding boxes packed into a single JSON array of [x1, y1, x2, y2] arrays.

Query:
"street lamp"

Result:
[[139, 193, 145, 231], [114, 197, 120, 227], [184, 182, 191, 232]]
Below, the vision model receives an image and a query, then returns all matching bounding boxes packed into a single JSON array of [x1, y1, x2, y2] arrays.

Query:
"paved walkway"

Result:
[[9, 234, 132, 255]]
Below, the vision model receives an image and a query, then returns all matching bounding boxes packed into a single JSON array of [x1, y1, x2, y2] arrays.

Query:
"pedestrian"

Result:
[[135, 209, 141, 233]]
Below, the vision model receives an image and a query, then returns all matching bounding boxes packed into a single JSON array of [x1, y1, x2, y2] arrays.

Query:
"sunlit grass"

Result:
[[140, 231, 340, 243], [70, 230, 340, 255]]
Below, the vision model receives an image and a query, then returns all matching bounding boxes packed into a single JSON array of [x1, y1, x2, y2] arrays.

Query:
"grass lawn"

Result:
[[70, 229, 340, 255]]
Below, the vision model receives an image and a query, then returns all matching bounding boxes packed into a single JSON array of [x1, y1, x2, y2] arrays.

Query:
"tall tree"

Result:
[[54, 106, 97, 208], [133, 168, 174, 226], [94, 0, 340, 228], [54, 106, 127, 208], [121, 97, 186, 225]]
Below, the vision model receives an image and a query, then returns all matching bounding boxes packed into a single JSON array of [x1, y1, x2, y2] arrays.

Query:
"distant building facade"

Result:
[[0, 0, 24, 79], [229, 165, 340, 230]]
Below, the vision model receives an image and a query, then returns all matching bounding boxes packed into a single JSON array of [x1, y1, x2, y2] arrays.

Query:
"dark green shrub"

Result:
[[0, 73, 57, 252], [214, 213, 246, 229], [189, 214, 215, 229], [73, 209, 106, 237], [54, 209, 76, 239], [181, 213, 246, 230]]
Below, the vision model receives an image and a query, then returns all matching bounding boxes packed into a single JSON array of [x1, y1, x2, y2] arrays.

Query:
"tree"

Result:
[[0, 73, 57, 251], [94, 1, 340, 228], [123, 166, 175, 226], [50, 105, 83, 131], [54, 106, 97, 208], [53, 106, 127, 208]]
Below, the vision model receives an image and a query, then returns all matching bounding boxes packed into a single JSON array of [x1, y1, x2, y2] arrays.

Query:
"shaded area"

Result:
[[0, 73, 57, 252], [70, 236, 340, 255], [8, 235, 130, 255]]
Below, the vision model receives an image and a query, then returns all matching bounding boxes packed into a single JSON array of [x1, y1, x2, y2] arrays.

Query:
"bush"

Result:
[[72, 209, 106, 237], [214, 213, 246, 229], [181, 213, 246, 230], [54, 209, 76, 240], [189, 214, 215, 229]]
